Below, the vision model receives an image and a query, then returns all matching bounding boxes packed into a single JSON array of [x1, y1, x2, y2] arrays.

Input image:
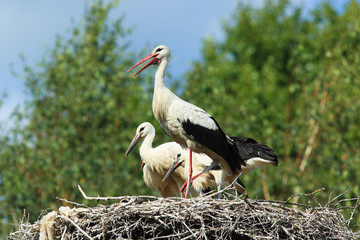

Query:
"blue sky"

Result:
[[0, 0, 347, 130]]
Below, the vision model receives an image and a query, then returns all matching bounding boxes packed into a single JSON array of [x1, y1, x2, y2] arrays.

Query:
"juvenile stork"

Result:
[[127, 122, 249, 198], [128, 45, 278, 197], [125, 122, 213, 198]]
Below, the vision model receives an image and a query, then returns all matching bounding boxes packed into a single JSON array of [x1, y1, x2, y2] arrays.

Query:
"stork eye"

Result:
[[156, 48, 163, 53], [139, 127, 145, 132]]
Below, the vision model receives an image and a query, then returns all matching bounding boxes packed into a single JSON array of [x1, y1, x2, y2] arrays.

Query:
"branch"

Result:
[[299, 119, 319, 173], [58, 215, 94, 240], [287, 187, 326, 203], [77, 185, 159, 201]]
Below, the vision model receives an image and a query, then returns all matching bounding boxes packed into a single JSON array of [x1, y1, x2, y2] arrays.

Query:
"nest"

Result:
[[8, 187, 360, 240]]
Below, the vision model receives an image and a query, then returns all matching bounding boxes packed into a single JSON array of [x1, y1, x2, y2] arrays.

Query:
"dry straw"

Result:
[[8, 186, 360, 240]]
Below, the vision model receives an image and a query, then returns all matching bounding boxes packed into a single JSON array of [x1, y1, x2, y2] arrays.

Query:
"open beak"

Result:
[[128, 53, 158, 77], [125, 133, 142, 157], [162, 154, 184, 182]]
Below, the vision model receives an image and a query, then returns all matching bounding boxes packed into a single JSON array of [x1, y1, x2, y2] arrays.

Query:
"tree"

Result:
[[184, 0, 360, 228], [0, 0, 164, 234]]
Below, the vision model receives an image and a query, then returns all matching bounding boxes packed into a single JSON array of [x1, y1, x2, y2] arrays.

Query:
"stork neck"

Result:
[[152, 57, 177, 122], [154, 59, 169, 89], [139, 133, 155, 161]]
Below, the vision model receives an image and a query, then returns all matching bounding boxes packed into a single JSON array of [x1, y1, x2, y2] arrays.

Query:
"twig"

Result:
[[346, 191, 360, 227], [61, 226, 67, 240], [286, 187, 325, 202], [55, 197, 87, 207], [58, 215, 94, 240], [78, 185, 159, 201], [328, 189, 351, 207], [256, 199, 310, 209]]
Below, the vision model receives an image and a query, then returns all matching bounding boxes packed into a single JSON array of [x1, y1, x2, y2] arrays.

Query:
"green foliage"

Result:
[[184, 0, 360, 229], [0, 0, 166, 235]]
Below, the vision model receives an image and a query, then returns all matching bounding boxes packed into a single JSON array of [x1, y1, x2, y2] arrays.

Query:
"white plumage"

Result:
[[125, 122, 210, 197]]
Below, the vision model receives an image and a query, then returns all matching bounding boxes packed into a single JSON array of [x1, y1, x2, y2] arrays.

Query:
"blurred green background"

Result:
[[1, 0, 359, 236]]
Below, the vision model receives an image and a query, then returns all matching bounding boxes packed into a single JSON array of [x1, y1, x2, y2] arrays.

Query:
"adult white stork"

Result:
[[125, 122, 214, 198], [128, 45, 278, 197]]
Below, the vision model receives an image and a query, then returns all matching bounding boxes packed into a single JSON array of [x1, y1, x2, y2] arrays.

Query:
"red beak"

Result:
[[128, 53, 158, 77]]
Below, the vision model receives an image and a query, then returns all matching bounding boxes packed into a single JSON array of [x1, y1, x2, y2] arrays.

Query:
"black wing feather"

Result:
[[181, 117, 245, 172], [230, 136, 279, 166]]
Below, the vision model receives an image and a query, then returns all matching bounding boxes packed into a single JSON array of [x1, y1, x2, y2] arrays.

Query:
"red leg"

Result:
[[180, 160, 217, 194], [180, 182, 187, 193], [184, 148, 193, 198], [180, 171, 203, 192]]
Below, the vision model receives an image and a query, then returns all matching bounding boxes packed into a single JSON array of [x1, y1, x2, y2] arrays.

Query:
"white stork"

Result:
[[128, 45, 278, 197], [126, 122, 249, 198], [125, 122, 214, 197]]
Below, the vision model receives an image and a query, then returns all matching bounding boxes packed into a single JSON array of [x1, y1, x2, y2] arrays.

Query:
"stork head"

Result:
[[162, 153, 184, 182], [125, 122, 155, 156], [128, 45, 171, 77]]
